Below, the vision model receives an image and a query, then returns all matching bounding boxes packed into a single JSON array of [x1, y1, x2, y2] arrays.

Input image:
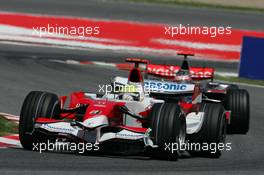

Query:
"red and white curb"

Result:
[[0, 112, 19, 124], [0, 12, 264, 61], [0, 113, 20, 148], [0, 134, 21, 149]]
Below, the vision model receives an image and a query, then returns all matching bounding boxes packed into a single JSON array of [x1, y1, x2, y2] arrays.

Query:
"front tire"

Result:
[[19, 91, 60, 150], [189, 103, 226, 158], [148, 103, 186, 160]]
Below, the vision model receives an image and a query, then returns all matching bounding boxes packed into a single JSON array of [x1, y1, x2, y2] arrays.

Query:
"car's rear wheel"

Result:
[[189, 103, 226, 158], [227, 84, 239, 90], [224, 89, 250, 134], [19, 91, 60, 150], [148, 103, 186, 160]]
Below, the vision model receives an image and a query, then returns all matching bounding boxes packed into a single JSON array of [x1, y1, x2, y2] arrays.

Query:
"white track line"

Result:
[[216, 80, 264, 89], [215, 72, 238, 77], [153, 38, 241, 52]]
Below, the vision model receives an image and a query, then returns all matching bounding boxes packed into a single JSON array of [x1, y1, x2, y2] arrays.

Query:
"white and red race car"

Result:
[[19, 58, 229, 159]]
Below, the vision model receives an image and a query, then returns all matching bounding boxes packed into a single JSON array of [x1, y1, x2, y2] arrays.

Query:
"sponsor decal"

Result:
[[115, 130, 144, 139], [147, 65, 213, 78], [42, 124, 75, 133], [89, 110, 101, 115], [144, 80, 193, 92], [115, 133, 143, 138]]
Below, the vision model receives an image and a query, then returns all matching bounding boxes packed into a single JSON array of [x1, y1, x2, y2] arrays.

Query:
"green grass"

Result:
[[0, 116, 18, 136], [215, 75, 264, 86], [121, 0, 264, 13]]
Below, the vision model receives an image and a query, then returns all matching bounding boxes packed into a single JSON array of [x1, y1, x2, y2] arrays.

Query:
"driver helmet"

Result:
[[174, 69, 192, 82], [119, 83, 144, 101]]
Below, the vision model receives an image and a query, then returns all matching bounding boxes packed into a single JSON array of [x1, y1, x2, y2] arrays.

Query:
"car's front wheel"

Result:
[[188, 102, 227, 158], [148, 103, 186, 160], [19, 91, 61, 150]]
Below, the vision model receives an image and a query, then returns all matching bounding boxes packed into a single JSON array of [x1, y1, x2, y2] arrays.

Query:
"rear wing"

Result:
[[147, 53, 214, 80], [147, 64, 215, 80], [125, 58, 149, 71], [121, 57, 215, 80]]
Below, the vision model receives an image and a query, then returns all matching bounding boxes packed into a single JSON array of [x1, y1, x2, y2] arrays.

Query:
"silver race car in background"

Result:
[[113, 55, 250, 135]]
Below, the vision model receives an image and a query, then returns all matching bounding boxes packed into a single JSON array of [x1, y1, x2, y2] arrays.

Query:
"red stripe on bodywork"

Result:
[[119, 126, 148, 133]]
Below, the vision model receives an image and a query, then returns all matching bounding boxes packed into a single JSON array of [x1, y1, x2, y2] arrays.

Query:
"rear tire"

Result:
[[148, 103, 186, 160], [227, 84, 239, 90], [19, 91, 60, 150], [224, 89, 250, 134]]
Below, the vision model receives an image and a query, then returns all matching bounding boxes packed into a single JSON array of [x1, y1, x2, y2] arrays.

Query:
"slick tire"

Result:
[[19, 91, 60, 150], [189, 103, 227, 158], [227, 84, 239, 90], [224, 89, 250, 134], [148, 103, 186, 160]]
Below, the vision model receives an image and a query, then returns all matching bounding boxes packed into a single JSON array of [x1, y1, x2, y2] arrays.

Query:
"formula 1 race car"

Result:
[[111, 58, 231, 157], [112, 56, 250, 156], [19, 58, 228, 159], [144, 53, 250, 135], [19, 59, 188, 160]]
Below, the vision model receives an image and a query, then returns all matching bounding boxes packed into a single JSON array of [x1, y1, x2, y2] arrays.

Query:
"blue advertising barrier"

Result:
[[239, 36, 264, 80]]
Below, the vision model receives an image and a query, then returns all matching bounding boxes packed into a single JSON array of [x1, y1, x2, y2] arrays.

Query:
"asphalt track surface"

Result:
[[0, 53, 264, 175], [0, 0, 264, 174], [1, 0, 264, 72], [1, 0, 264, 30]]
